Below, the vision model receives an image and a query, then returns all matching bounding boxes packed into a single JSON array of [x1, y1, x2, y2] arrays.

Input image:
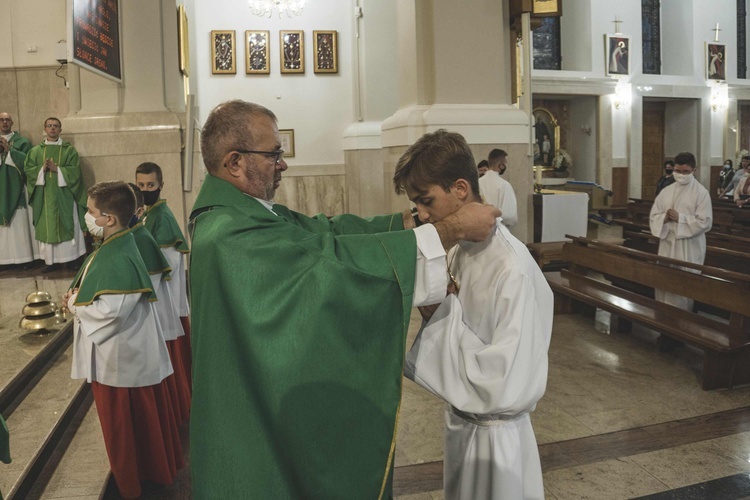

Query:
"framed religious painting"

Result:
[[707, 43, 726, 81], [605, 34, 630, 76], [532, 0, 562, 17], [211, 30, 236, 74], [313, 30, 338, 73], [280, 30, 304, 73], [279, 129, 295, 157], [246, 30, 270, 74]]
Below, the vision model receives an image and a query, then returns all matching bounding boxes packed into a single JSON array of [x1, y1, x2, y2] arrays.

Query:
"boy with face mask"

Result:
[[649, 151, 713, 311], [64, 181, 183, 498], [655, 160, 675, 196], [135, 162, 192, 385]]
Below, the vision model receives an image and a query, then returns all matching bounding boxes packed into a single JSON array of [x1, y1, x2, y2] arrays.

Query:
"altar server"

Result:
[[395, 129, 553, 500]]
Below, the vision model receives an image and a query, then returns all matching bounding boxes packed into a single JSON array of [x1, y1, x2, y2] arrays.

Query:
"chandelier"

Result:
[[249, 0, 307, 18]]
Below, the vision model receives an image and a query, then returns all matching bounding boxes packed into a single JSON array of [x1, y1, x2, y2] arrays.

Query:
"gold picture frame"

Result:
[[211, 30, 236, 74], [532, 0, 562, 16], [178, 5, 190, 76], [280, 129, 295, 158], [313, 30, 338, 73], [246, 30, 270, 74], [280, 30, 304, 74]]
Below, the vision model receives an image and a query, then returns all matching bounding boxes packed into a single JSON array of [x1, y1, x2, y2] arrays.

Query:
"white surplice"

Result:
[[150, 272, 184, 341], [161, 246, 190, 317], [404, 221, 553, 500], [649, 177, 712, 310], [479, 170, 518, 228], [0, 140, 38, 264], [69, 291, 173, 388]]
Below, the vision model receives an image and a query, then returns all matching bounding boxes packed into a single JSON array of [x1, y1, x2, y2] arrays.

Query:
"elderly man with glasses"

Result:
[[187, 100, 500, 498], [0, 112, 38, 267]]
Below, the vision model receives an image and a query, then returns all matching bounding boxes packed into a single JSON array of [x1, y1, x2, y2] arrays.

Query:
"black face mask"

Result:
[[665, 169, 673, 175], [142, 189, 161, 206], [128, 213, 139, 228]]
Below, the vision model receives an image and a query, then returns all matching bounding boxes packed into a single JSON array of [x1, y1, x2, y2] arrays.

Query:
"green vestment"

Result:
[[0, 132, 32, 226], [142, 199, 189, 252], [129, 222, 171, 278], [70, 229, 156, 306], [189, 175, 417, 499], [24, 141, 87, 243]]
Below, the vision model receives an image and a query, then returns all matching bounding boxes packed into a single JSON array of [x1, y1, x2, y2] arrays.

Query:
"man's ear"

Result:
[[222, 151, 244, 178]]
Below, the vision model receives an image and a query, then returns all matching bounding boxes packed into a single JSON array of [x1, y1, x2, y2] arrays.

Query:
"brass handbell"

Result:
[[19, 290, 66, 332]]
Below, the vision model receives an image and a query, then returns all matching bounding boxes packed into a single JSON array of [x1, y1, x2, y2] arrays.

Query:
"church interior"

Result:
[[3, 0, 750, 498]]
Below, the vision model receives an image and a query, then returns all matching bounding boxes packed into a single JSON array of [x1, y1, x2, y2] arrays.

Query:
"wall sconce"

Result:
[[710, 83, 728, 111], [613, 83, 631, 109], [580, 125, 592, 136]]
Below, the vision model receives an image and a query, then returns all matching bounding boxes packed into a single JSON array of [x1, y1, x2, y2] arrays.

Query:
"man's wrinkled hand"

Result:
[[452, 202, 501, 242]]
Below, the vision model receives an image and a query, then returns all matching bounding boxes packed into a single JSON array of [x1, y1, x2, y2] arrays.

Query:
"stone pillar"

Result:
[[381, 0, 533, 240]]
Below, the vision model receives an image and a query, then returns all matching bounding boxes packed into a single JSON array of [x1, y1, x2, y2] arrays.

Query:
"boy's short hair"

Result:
[[663, 160, 675, 168], [88, 181, 136, 226], [477, 160, 489, 169], [128, 182, 144, 209], [673, 152, 696, 169], [44, 117, 61, 127], [488, 149, 507, 162], [135, 162, 164, 184], [393, 129, 479, 197]]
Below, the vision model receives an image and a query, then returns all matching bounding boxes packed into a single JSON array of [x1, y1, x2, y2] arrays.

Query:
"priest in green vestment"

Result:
[[24, 117, 87, 268], [189, 100, 499, 499]]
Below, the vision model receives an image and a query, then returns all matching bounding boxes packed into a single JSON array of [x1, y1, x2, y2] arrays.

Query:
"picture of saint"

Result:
[[607, 36, 629, 75], [707, 43, 726, 81], [533, 109, 557, 167]]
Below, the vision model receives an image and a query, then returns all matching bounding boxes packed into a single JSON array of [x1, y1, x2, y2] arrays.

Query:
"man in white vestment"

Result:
[[394, 129, 553, 500], [479, 148, 518, 228], [649, 151, 712, 311], [0, 112, 38, 266]]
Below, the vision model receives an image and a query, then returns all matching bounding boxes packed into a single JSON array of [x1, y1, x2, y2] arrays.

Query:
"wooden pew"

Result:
[[546, 236, 750, 390]]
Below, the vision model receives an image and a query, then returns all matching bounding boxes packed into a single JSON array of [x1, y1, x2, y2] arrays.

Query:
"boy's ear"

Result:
[[453, 179, 471, 201]]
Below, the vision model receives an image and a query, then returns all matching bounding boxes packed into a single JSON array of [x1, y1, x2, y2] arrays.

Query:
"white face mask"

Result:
[[673, 172, 693, 185], [84, 212, 106, 237]]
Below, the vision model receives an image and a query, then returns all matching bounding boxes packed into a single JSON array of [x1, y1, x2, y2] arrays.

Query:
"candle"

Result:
[[535, 165, 543, 187]]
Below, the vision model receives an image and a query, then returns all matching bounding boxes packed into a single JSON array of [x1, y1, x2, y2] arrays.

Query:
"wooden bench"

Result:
[[546, 236, 750, 390]]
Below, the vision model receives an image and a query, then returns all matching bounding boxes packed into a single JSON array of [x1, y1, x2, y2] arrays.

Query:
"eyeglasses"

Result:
[[235, 149, 285, 164], [0, 118, 11, 122]]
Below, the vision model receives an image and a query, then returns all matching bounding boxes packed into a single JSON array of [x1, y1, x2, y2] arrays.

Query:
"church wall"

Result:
[[560, 0, 592, 72], [569, 96, 598, 183], [664, 100, 699, 158]]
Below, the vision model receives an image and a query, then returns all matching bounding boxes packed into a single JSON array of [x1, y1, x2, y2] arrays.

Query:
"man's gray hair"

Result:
[[200, 100, 277, 173]]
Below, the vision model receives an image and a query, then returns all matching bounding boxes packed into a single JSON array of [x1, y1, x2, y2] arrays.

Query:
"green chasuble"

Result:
[[129, 222, 171, 278], [142, 199, 189, 252], [24, 141, 87, 243], [70, 229, 156, 306], [189, 175, 417, 499], [0, 132, 32, 226]]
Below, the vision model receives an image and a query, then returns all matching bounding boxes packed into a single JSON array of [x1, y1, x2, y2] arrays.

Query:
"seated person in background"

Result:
[[733, 159, 750, 207], [655, 160, 675, 196], [718, 159, 734, 196], [135, 162, 192, 385], [64, 181, 182, 498], [394, 129, 553, 500], [719, 155, 750, 199]]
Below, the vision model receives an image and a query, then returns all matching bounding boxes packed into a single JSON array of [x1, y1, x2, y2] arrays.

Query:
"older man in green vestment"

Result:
[[189, 100, 499, 499]]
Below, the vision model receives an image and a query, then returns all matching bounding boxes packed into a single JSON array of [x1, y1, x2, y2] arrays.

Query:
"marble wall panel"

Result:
[[15, 67, 69, 145], [0, 69, 19, 123], [345, 149, 388, 217], [274, 175, 347, 216]]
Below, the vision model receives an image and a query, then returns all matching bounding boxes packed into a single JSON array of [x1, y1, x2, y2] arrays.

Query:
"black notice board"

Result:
[[71, 0, 122, 82]]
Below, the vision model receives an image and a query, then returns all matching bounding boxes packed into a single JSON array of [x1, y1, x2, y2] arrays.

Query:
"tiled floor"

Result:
[[4, 265, 750, 498]]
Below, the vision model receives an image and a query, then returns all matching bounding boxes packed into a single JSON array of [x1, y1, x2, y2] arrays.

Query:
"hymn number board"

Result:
[[71, 0, 122, 82]]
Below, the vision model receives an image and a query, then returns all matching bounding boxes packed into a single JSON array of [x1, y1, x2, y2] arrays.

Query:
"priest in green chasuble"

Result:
[[0, 112, 38, 265], [24, 117, 87, 270], [188, 100, 499, 498]]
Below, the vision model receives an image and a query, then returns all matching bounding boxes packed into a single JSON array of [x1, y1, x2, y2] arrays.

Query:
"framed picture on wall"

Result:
[[178, 5, 190, 76], [605, 34, 630, 76], [313, 30, 338, 73], [211, 30, 236, 74], [279, 129, 295, 157], [280, 30, 304, 73], [532, 0, 562, 17], [707, 43, 726, 81], [246, 30, 270, 74]]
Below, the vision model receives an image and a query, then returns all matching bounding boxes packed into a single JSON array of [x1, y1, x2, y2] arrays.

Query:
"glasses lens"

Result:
[[276, 150, 284, 163]]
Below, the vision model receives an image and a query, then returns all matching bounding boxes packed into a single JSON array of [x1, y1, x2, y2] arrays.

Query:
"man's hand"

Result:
[[666, 209, 679, 222], [433, 202, 500, 250], [61, 289, 77, 314], [418, 303, 440, 322], [47, 159, 58, 173], [0, 137, 9, 154], [402, 209, 416, 230]]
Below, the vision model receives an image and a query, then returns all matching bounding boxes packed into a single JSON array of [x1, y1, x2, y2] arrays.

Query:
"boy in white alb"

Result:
[[64, 181, 183, 498], [393, 130, 553, 500]]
